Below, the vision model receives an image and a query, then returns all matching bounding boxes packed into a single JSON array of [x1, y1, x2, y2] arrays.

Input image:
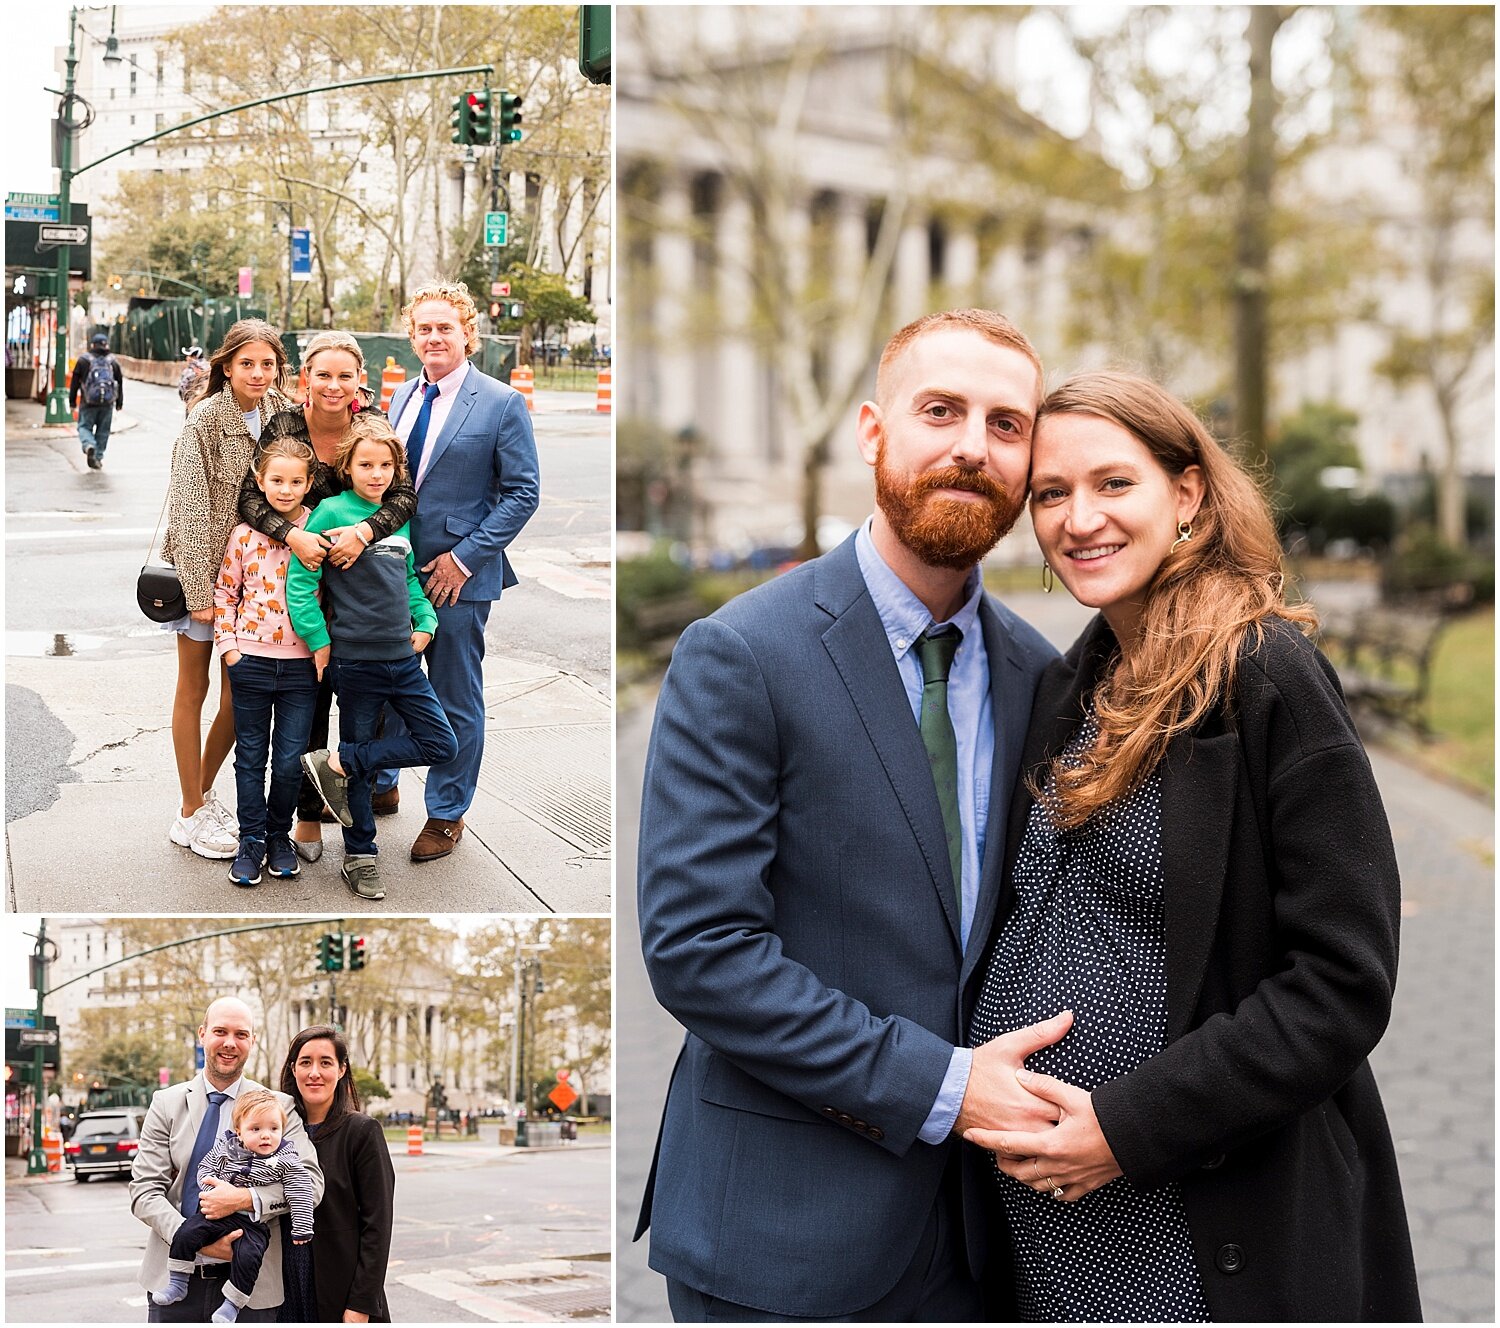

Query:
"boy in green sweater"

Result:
[[288, 414, 458, 900]]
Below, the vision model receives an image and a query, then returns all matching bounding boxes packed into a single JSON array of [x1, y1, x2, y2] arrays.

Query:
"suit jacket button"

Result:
[[868, 1126, 884, 1141], [1215, 1244, 1244, 1274], [821, 1106, 836, 1117], [1201, 1153, 1225, 1170], [852, 1119, 868, 1132], [837, 1111, 854, 1125]]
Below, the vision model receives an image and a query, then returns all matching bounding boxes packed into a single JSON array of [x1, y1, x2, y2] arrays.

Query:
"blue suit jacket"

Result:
[[389, 363, 540, 603], [635, 535, 1057, 1317]]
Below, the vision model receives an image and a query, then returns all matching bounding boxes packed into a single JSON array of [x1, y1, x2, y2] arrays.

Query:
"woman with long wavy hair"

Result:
[[964, 371, 1419, 1321], [278, 1025, 394, 1323], [164, 319, 291, 861]]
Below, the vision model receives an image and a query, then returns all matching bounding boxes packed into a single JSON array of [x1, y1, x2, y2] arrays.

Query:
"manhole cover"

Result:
[[517, 1285, 611, 1316]]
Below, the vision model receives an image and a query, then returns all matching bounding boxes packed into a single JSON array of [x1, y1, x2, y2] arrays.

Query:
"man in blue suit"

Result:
[[636, 310, 1071, 1321], [380, 281, 540, 861]]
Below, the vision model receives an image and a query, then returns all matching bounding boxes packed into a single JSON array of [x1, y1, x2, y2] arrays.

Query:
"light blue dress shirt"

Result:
[[853, 521, 988, 1143]]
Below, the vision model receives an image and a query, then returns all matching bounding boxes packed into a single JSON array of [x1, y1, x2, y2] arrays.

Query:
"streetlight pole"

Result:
[[26, 920, 57, 1175], [43, 10, 80, 425]]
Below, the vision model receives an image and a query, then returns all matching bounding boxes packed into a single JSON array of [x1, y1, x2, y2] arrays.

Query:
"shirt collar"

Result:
[[418, 359, 471, 395], [855, 518, 983, 662]]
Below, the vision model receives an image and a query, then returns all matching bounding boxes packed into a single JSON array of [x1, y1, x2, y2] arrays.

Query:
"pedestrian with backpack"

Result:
[[68, 330, 124, 470]]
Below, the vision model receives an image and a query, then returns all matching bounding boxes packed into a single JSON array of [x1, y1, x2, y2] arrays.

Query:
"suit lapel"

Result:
[[389, 378, 418, 427], [960, 598, 1032, 983], [1158, 727, 1236, 1038], [816, 544, 962, 950], [421, 364, 478, 479]]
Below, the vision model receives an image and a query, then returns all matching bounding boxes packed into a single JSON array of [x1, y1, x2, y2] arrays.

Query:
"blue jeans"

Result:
[[330, 654, 458, 856], [77, 403, 114, 459], [227, 654, 320, 842]]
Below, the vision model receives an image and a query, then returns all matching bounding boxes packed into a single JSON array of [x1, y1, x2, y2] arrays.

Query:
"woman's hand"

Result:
[[313, 645, 331, 681], [197, 1176, 254, 1220], [342, 1312, 370, 1323], [964, 1068, 1124, 1202], [326, 524, 368, 569], [288, 527, 331, 570], [190, 607, 213, 624]]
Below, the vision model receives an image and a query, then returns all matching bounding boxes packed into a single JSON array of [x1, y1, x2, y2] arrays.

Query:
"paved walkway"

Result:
[[615, 589, 1494, 1322]]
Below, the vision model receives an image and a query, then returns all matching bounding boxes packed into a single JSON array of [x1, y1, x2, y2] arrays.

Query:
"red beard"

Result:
[[874, 432, 1023, 570]]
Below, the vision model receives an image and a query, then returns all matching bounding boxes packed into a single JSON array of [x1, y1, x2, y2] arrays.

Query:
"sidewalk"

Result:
[[6, 650, 610, 912]]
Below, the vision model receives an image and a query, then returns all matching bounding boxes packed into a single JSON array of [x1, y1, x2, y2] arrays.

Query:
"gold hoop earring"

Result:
[[1171, 520, 1193, 551], [1042, 562, 1054, 593]]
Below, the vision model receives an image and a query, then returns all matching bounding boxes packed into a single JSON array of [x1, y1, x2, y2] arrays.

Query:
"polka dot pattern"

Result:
[[970, 710, 1211, 1322]]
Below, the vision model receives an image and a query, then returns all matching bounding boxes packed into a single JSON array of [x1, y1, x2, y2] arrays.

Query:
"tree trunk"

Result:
[[1432, 376, 1467, 547], [799, 434, 830, 562], [1232, 6, 1283, 455]]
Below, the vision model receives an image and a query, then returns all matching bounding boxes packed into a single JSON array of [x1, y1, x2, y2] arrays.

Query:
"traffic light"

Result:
[[348, 935, 366, 971], [316, 932, 344, 973], [466, 89, 492, 145], [499, 91, 523, 143], [449, 93, 468, 146]]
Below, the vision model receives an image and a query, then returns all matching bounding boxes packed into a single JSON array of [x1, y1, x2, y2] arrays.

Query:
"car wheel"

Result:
[[73, 1173, 88, 1183]]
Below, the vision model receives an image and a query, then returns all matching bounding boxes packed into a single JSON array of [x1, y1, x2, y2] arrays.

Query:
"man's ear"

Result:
[[856, 401, 883, 469]]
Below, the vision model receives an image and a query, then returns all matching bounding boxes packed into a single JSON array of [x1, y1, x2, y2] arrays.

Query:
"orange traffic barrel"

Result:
[[359, 367, 368, 393], [43, 1131, 63, 1173], [510, 364, 535, 412], [380, 357, 406, 412], [295, 366, 308, 404], [406, 1125, 424, 1156], [595, 367, 612, 414]]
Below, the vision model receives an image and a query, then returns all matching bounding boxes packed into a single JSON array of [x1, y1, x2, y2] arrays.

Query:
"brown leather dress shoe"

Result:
[[371, 787, 400, 816], [411, 817, 464, 862]]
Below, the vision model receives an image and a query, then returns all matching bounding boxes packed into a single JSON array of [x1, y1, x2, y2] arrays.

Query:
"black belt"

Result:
[[190, 1263, 232, 1279]]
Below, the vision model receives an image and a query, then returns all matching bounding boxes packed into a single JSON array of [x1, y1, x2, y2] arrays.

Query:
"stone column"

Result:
[[654, 171, 696, 436], [394, 1008, 408, 1091], [715, 185, 762, 479], [945, 225, 980, 307], [894, 213, 931, 327]]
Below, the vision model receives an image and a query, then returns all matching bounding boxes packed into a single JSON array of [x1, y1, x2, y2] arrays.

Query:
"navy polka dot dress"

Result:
[[969, 711, 1211, 1322]]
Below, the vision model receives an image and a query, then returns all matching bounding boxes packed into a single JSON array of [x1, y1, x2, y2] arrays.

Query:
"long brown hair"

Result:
[[191, 318, 288, 407], [279, 1024, 362, 1137], [1036, 371, 1317, 829]]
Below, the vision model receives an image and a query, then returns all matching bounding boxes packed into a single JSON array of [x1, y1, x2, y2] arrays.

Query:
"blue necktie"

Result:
[[181, 1090, 229, 1217], [405, 382, 442, 486]]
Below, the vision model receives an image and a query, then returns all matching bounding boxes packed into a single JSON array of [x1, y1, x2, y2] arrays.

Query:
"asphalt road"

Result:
[[5, 1138, 611, 1322], [615, 588, 1494, 1323]]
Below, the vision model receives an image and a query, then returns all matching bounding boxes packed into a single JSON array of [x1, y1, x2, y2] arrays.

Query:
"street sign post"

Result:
[[38, 224, 88, 246], [485, 211, 508, 247]]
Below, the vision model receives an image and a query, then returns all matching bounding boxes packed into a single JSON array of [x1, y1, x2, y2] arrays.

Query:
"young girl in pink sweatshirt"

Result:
[[214, 437, 320, 886]]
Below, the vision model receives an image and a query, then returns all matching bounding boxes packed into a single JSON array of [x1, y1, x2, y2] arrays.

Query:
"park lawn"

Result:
[[1411, 607, 1494, 799]]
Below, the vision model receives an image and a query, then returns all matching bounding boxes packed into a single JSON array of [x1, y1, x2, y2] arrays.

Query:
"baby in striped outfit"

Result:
[[150, 1089, 316, 1323]]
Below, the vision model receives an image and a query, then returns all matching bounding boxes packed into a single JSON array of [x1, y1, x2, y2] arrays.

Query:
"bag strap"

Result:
[[145, 484, 171, 564]]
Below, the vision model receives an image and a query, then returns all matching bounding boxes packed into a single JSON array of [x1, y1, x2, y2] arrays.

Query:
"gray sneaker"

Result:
[[341, 854, 384, 901], [300, 750, 352, 827]]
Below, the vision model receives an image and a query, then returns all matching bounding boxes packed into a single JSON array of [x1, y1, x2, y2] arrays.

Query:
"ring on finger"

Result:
[[1050, 1183, 1065, 1200]]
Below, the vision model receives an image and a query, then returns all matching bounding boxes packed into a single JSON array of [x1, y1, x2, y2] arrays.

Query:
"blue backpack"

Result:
[[82, 353, 116, 407]]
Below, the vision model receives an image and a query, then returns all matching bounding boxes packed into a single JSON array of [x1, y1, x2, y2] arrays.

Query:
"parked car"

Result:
[[65, 1108, 147, 1181]]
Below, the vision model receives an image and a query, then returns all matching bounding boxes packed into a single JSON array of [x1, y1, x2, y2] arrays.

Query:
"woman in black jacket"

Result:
[[279, 1024, 395, 1323], [965, 371, 1419, 1321]]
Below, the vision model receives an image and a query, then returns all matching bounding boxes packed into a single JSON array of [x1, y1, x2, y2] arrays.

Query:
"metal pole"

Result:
[[508, 942, 520, 1109], [43, 10, 78, 425], [27, 920, 50, 1175]]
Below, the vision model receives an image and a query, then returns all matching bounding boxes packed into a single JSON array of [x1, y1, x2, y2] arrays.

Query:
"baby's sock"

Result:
[[211, 1298, 242, 1324], [151, 1272, 190, 1306]]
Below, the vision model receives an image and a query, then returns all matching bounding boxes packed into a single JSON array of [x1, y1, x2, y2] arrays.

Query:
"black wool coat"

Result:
[[307, 1111, 395, 1323], [998, 614, 1421, 1322]]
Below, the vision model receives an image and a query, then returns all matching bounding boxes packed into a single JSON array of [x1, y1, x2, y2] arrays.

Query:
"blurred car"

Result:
[[64, 1107, 147, 1181]]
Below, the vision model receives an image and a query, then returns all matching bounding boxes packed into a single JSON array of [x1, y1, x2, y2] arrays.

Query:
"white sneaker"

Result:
[[201, 788, 240, 837], [169, 805, 238, 860]]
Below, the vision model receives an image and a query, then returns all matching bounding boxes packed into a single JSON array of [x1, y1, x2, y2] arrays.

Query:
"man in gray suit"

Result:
[[637, 310, 1070, 1320], [130, 997, 323, 1322]]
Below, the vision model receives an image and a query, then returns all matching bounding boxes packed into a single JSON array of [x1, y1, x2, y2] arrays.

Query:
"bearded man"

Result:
[[635, 310, 1066, 1322]]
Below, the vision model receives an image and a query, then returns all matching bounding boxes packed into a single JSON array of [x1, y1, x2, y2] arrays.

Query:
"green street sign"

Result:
[[485, 211, 508, 247]]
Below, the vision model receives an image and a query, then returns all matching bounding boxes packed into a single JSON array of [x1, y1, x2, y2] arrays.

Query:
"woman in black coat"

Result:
[[964, 371, 1420, 1321], [279, 1025, 395, 1323]]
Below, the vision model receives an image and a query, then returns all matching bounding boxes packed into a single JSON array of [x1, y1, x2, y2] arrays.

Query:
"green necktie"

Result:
[[915, 627, 963, 915]]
